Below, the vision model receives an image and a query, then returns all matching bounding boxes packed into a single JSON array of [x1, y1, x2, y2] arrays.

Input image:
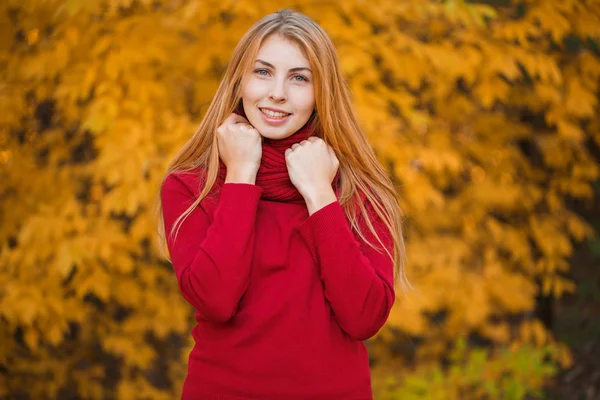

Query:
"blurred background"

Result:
[[1, 0, 599, 399]]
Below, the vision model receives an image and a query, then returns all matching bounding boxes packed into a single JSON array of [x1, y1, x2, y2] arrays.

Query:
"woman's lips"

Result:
[[260, 108, 291, 125]]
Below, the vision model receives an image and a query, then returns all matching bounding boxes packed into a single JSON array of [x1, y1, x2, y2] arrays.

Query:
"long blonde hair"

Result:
[[154, 9, 411, 293]]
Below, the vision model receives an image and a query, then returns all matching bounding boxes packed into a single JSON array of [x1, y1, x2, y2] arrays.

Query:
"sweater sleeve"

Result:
[[297, 199, 396, 341], [161, 172, 263, 323]]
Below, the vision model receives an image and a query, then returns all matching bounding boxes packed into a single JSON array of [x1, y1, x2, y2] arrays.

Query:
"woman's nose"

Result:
[[268, 79, 287, 102]]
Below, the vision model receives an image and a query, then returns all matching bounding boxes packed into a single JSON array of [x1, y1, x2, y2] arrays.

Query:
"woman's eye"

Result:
[[254, 69, 308, 82]]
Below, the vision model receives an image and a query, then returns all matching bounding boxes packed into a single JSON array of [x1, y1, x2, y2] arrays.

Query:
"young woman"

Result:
[[158, 8, 408, 400]]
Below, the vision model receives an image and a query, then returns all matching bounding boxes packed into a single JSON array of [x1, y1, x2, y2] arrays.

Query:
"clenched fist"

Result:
[[285, 137, 339, 213], [217, 113, 263, 184]]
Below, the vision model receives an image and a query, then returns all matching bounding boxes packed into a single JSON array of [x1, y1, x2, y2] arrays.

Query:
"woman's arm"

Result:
[[298, 199, 396, 341], [161, 172, 263, 323]]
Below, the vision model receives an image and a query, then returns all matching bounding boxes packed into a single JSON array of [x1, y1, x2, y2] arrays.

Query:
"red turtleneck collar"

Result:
[[218, 106, 318, 203]]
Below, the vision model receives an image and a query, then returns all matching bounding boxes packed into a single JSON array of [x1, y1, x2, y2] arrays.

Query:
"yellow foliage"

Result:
[[1, 0, 598, 397]]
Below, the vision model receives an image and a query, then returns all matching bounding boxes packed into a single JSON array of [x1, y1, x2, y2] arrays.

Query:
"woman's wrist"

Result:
[[225, 166, 258, 184], [303, 186, 337, 215]]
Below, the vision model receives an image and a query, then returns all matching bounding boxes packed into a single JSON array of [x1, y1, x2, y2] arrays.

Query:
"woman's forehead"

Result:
[[255, 35, 310, 68]]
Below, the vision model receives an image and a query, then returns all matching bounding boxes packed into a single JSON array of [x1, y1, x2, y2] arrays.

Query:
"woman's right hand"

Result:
[[216, 112, 262, 184]]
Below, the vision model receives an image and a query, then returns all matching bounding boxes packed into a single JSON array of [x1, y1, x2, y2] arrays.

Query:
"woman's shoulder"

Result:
[[345, 188, 371, 216], [163, 166, 220, 199], [348, 189, 393, 233]]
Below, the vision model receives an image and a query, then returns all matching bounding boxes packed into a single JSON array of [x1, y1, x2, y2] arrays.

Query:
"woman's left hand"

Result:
[[285, 137, 339, 208]]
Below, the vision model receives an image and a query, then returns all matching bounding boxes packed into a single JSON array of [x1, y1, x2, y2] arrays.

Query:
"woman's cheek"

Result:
[[297, 87, 315, 113], [242, 79, 265, 100]]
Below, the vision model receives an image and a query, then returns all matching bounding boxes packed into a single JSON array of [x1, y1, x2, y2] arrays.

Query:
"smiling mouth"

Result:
[[260, 108, 291, 119]]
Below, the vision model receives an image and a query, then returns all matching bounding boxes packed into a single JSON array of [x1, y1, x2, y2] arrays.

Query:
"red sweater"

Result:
[[161, 125, 395, 399]]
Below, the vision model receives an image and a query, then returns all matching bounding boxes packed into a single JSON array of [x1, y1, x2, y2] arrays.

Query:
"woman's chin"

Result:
[[250, 120, 293, 140], [248, 113, 306, 140], [259, 128, 294, 140]]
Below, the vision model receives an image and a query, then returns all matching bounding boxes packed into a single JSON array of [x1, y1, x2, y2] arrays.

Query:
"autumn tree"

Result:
[[1, 0, 598, 398]]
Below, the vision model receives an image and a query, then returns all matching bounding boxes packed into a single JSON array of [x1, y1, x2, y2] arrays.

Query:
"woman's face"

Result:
[[241, 34, 315, 140]]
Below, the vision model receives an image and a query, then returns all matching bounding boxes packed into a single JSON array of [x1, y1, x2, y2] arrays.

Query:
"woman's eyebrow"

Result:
[[255, 59, 312, 73]]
